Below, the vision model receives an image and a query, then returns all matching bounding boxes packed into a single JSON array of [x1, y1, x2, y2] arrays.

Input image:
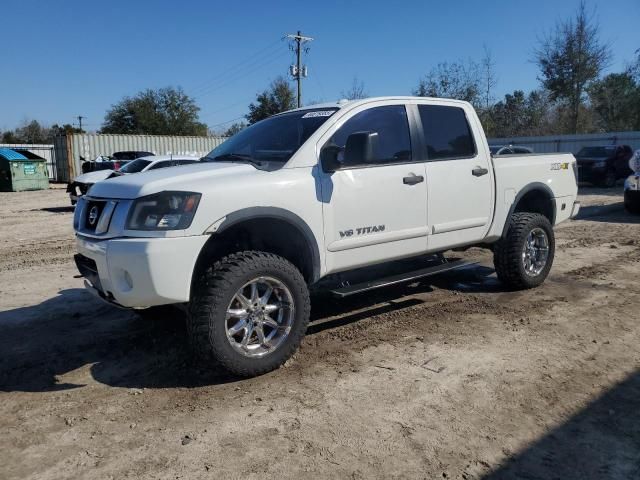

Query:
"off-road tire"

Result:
[[493, 212, 555, 290], [188, 251, 310, 377]]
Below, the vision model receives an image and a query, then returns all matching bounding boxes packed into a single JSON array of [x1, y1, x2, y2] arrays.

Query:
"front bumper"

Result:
[[577, 164, 607, 183], [75, 234, 209, 308]]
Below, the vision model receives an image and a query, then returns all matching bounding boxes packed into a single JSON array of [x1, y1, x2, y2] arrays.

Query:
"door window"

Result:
[[327, 105, 412, 165], [418, 105, 476, 160]]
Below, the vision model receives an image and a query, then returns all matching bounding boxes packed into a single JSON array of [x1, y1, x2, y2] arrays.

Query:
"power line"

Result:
[[195, 48, 289, 100], [207, 115, 246, 130], [190, 39, 285, 97]]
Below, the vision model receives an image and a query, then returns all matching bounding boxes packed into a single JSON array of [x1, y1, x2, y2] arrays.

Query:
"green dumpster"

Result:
[[0, 148, 49, 192]]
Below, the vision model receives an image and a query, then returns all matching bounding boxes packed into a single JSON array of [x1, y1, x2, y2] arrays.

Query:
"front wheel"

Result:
[[188, 251, 310, 377], [493, 212, 555, 290]]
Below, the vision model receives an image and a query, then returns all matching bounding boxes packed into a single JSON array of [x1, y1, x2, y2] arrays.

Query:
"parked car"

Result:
[[489, 145, 534, 155], [575, 145, 633, 187], [80, 151, 155, 174], [67, 155, 199, 204], [73, 96, 579, 377], [624, 149, 640, 214]]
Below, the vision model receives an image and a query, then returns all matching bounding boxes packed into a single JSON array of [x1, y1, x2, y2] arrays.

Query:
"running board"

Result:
[[329, 259, 476, 297]]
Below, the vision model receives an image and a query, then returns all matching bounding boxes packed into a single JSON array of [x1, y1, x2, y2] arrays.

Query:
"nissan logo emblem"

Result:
[[88, 206, 99, 226]]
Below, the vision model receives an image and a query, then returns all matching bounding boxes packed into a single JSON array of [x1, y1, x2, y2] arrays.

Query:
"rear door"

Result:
[[416, 103, 494, 251], [319, 103, 428, 273]]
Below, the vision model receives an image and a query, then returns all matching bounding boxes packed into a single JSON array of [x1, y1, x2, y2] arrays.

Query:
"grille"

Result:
[[84, 200, 106, 232]]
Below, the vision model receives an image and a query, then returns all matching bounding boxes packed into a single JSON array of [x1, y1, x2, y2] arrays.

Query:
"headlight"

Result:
[[126, 191, 201, 230], [593, 161, 606, 168]]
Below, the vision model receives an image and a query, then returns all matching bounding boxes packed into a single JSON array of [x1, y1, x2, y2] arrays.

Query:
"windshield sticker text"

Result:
[[302, 111, 334, 118]]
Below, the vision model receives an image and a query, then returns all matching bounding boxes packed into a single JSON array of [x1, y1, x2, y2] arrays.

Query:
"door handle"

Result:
[[472, 167, 489, 177], [403, 174, 424, 185]]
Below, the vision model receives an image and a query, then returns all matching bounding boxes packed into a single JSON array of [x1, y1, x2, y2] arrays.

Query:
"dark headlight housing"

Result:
[[126, 191, 201, 231]]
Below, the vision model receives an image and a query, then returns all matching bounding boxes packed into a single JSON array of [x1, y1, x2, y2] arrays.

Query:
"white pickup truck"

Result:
[[73, 96, 579, 376]]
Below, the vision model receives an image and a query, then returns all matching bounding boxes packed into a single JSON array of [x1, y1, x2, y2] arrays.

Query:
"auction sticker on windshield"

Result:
[[302, 111, 334, 118]]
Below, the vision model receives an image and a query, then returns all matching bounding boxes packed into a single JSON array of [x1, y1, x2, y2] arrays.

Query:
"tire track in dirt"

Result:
[[0, 238, 75, 271]]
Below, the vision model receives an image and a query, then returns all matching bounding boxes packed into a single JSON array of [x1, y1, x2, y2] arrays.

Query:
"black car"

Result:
[[575, 145, 633, 187]]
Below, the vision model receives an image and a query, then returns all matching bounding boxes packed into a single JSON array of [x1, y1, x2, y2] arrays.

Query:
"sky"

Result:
[[1, 0, 638, 132]]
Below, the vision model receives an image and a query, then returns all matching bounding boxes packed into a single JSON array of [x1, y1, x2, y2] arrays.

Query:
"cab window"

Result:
[[418, 105, 476, 160], [327, 105, 412, 165]]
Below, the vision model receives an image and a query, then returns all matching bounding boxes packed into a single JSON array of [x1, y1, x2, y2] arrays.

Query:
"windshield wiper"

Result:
[[205, 153, 263, 167]]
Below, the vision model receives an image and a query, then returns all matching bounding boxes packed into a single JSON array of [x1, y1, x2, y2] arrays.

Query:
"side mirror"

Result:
[[344, 131, 378, 166], [320, 144, 343, 173]]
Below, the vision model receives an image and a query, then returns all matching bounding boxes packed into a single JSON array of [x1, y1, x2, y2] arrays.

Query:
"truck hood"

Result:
[[74, 169, 115, 184], [87, 161, 257, 199]]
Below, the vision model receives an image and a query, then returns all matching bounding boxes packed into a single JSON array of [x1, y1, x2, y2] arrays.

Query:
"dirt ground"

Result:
[[1, 185, 639, 480]]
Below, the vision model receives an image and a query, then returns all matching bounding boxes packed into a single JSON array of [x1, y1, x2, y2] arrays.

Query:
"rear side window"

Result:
[[328, 105, 412, 164], [418, 105, 476, 160]]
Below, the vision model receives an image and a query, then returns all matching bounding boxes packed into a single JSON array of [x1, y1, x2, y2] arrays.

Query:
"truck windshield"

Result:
[[118, 159, 152, 173], [203, 108, 338, 166]]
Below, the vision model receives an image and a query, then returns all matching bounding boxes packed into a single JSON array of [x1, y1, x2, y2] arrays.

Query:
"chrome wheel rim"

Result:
[[225, 276, 294, 358], [522, 227, 549, 276]]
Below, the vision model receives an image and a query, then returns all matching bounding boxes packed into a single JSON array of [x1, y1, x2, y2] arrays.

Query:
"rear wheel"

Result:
[[493, 212, 555, 290], [188, 251, 310, 377]]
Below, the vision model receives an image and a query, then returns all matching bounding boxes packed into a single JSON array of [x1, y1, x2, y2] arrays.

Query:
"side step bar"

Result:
[[329, 259, 476, 297]]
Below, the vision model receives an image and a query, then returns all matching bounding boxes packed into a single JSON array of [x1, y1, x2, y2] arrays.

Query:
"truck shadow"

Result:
[[482, 369, 640, 480], [0, 265, 498, 392], [580, 208, 640, 225]]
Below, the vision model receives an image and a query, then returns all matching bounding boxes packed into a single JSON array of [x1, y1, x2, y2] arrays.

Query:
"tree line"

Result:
[[2, 2, 637, 142]]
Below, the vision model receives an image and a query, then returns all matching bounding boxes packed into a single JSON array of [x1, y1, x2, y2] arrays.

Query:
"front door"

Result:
[[319, 104, 428, 274]]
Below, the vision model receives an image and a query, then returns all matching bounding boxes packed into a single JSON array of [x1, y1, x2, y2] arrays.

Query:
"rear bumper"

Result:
[[75, 234, 209, 308]]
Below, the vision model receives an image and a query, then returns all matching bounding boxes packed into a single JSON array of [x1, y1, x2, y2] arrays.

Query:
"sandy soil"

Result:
[[1, 186, 639, 480]]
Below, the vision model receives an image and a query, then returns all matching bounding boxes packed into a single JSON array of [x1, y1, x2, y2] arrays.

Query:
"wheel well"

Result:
[[513, 188, 555, 224], [194, 217, 317, 285]]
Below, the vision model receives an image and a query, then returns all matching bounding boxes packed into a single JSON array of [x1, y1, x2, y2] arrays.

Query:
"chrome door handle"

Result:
[[403, 174, 424, 185], [472, 167, 489, 177]]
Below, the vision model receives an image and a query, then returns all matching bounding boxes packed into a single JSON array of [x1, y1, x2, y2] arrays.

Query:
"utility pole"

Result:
[[286, 31, 313, 108], [77, 116, 85, 132]]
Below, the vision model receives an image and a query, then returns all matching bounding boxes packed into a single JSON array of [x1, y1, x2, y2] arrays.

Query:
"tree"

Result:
[[589, 73, 640, 131], [341, 77, 368, 100], [246, 77, 296, 125], [628, 49, 640, 82], [414, 60, 481, 107], [1, 130, 20, 143], [480, 46, 498, 110], [533, 1, 611, 133], [223, 122, 247, 137], [50, 124, 84, 136], [101, 87, 207, 135], [489, 90, 555, 138]]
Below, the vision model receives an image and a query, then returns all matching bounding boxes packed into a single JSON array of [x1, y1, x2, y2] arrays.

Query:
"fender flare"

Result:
[[214, 207, 321, 282], [501, 182, 556, 238]]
